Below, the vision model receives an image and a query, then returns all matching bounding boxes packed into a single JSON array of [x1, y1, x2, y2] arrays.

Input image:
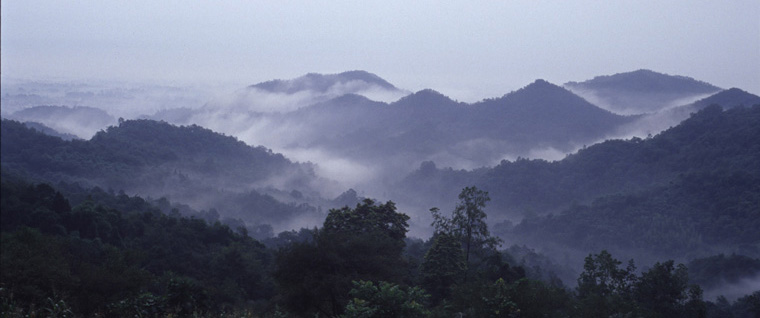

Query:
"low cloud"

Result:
[[703, 274, 760, 302]]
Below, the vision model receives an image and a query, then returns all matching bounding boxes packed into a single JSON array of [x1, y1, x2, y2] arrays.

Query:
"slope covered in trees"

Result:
[[397, 104, 760, 263], [0, 173, 275, 316], [3, 70, 759, 316], [0, 119, 329, 231], [3, 176, 757, 317], [564, 69, 722, 114], [503, 104, 760, 261]]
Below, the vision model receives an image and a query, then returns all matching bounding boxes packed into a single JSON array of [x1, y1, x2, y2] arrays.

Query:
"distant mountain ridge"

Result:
[[395, 104, 760, 263], [564, 69, 723, 114], [250, 70, 398, 94], [689, 88, 760, 110], [565, 69, 720, 94], [474, 79, 628, 139], [7, 105, 116, 138], [8, 69, 756, 195], [259, 77, 635, 172]]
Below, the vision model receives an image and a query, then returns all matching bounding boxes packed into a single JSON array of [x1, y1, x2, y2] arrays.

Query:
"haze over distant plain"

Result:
[[2, 0, 759, 101]]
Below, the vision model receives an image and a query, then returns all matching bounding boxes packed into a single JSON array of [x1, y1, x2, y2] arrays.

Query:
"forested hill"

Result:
[[688, 88, 760, 110], [472, 79, 630, 141], [564, 69, 722, 114], [250, 70, 398, 93], [0, 119, 331, 231], [565, 69, 720, 94], [1, 119, 314, 189], [396, 104, 760, 261], [256, 78, 635, 169]]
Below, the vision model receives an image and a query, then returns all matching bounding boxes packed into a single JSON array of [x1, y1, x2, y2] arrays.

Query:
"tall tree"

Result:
[[274, 199, 410, 316], [452, 187, 499, 264], [420, 231, 466, 303], [635, 260, 703, 318], [430, 187, 501, 285], [576, 250, 638, 317]]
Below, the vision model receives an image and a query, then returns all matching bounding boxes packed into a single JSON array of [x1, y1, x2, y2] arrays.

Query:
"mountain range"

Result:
[[2, 69, 759, 315], [3, 69, 759, 233]]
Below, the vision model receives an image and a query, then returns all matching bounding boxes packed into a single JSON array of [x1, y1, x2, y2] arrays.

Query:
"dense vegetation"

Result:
[[1, 171, 274, 316], [2, 177, 759, 317], [2, 96, 759, 316], [398, 104, 760, 263], [0, 119, 327, 231], [0, 118, 309, 189]]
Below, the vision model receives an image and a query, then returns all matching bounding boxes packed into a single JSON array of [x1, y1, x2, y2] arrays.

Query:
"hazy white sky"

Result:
[[2, 0, 759, 101]]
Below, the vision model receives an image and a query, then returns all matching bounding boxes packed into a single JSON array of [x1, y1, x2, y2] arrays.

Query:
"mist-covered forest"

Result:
[[2, 70, 760, 317]]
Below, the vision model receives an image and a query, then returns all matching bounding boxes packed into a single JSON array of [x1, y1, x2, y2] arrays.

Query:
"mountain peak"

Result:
[[691, 88, 760, 110], [335, 70, 396, 89], [563, 69, 723, 115], [565, 69, 720, 94], [392, 88, 457, 107], [503, 79, 570, 100], [250, 70, 397, 94], [523, 79, 558, 90]]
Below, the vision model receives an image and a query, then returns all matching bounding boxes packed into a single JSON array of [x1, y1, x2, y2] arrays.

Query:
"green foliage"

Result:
[[3, 174, 757, 317], [4, 104, 760, 316], [343, 281, 430, 318], [423, 188, 522, 307], [575, 251, 710, 318], [403, 105, 760, 262], [274, 199, 410, 317], [451, 187, 500, 263], [0, 177, 273, 316], [576, 250, 638, 317], [420, 232, 465, 303], [430, 187, 501, 280], [322, 199, 409, 243], [0, 118, 319, 228], [635, 261, 693, 318]]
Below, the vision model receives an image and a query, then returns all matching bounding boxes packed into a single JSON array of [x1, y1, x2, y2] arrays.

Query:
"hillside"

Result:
[[564, 69, 722, 114], [396, 104, 760, 262], [688, 88, 760, 110], [3, 73, 760, 317], [473, 79, 632, 142], [0, 173, 275, 316], [0, 119, 333, 231]]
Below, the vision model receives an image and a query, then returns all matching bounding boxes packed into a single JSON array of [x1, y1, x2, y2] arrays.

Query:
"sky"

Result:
[[2, 0, 759, 102]]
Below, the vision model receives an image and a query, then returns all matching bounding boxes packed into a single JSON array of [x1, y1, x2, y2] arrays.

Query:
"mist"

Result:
[[2, 70, 739, 227], [4, 70, 759, 272], [703, 274, 760, 302]]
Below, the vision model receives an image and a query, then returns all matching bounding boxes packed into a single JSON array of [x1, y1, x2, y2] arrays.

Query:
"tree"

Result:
[[420, 232, 466, 303], [274, 199, 411, 316], [576, 250, 637, 317], [452, 187, 499, 265], [635, 260, 703, 318], [342, 280, 430, 318], [430, 187, 501, 282]]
